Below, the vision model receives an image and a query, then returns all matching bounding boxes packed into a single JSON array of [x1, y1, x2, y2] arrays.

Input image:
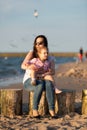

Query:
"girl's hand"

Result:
[[38, 67, 44, 71], [27, 64, 38, 71]]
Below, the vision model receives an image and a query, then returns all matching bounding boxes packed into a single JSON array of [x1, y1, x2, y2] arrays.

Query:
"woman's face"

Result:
[[35, 37, 44, 50]]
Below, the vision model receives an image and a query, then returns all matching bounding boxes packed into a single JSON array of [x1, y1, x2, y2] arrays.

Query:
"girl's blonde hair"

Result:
[[37, 46, 49, 58]]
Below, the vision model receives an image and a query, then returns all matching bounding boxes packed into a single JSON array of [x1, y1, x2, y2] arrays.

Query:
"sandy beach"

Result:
[[0, 61, 87, 130]]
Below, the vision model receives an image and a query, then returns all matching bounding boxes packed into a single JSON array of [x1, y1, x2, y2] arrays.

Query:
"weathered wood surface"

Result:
[[81, 89, 87, 115], [0, 89, 23, 117], [0, 89, 76, 117], [55, 89, 76, 115], [29, 91, 49, 116], [29, 89, 76, 116]]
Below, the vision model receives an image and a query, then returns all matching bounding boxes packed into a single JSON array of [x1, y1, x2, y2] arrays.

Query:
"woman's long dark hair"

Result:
[[33, 35, 48, 58]]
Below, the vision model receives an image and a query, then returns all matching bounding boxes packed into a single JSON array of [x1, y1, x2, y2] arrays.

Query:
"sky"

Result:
[[0, 0, 87, 52]]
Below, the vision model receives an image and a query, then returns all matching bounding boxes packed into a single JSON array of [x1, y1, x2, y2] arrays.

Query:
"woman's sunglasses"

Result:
[[35, 41, 44, 45]]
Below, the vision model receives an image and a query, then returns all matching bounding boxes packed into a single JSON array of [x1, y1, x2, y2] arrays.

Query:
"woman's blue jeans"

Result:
[[24, 78, 55, 111]]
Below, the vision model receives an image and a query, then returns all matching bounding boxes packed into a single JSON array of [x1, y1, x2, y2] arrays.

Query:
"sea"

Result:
[[0, 56, 77, 87]]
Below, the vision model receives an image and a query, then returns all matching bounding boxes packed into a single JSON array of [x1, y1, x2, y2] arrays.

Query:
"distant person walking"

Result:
[[78, 47, 83, 62]]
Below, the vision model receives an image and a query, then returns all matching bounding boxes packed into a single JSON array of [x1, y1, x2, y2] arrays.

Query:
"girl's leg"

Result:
[[44, 75, 62, 94]]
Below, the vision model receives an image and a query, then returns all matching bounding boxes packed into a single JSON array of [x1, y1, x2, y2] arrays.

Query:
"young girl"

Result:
[[27, 46, 50, 85], [27, 46, 62, 93]]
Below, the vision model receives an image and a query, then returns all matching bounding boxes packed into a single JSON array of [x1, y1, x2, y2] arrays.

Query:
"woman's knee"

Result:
[[24, 79, 44, 92], [36, 80, 44, 91], [24, 78, 34, 91]]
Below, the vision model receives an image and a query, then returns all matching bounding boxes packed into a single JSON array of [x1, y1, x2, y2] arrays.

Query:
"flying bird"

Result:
[[34, 9, 38, 18]]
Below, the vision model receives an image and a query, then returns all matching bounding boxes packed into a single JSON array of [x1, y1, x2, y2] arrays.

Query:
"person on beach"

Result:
[[21, 35, 59, 118], [78, 47, 83, 62], [27, 46, 52, 85], [26, 46, 61, 94]]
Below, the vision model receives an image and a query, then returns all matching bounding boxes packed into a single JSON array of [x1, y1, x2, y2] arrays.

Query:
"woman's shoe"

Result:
[[50, 115, 58, 119], [33, 115, 41, 119], [49, 110, 58, 119]]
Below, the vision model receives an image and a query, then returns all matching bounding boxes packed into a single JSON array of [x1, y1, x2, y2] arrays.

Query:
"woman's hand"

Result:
[[21, 51, 33, 70]]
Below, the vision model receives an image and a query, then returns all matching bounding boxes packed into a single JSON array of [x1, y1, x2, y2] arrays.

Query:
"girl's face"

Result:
[[35, 37, 44, 50], [38, 48, 48, 61]]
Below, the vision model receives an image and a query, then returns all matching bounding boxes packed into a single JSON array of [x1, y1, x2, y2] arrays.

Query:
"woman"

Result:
[[21, 35, 56, 118]]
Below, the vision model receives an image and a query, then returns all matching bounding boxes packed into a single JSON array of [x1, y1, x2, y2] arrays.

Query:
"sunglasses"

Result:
[[35, 41, 44, 45]]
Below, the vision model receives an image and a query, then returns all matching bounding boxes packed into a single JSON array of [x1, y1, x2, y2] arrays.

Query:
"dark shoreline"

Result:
[[0, 52, 78, 57]]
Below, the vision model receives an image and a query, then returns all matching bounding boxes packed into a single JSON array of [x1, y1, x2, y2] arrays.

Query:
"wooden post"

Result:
[[55, 89, 76, 115], [82, 89, 87, 115], [29, 91, 49, 116], [28, 89, 75, 116], [0, 89, 23, 117]]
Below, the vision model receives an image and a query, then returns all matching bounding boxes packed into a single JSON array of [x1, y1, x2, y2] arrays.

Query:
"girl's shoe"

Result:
[[55, 88, 62, 94]]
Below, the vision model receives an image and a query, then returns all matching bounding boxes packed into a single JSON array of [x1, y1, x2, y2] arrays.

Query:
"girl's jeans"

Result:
[[24, 78, 55, 111]]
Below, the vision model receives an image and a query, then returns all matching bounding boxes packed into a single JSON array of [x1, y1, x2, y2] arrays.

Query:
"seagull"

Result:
[[34, 9, 38, 18]]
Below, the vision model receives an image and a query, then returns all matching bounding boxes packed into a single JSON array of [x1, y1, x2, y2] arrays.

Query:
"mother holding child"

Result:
[[21, 35, 61, 118]]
